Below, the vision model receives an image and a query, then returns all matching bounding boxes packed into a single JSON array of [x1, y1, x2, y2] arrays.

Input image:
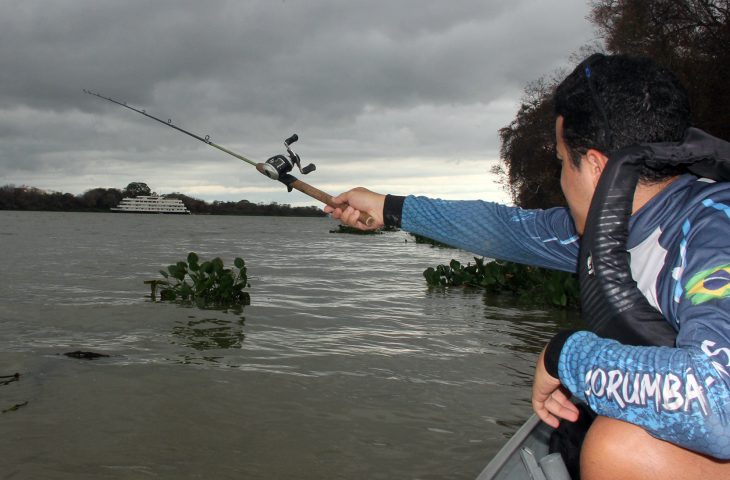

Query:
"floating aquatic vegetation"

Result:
[[329, 224, 382, 235], [0, 373, 19, 387], [409, 233, 454, 248], [329, 224, 398, 235], [62, 351, 110, 360], [424, 258, 579, 308], [1, 373, 26, 415], [2, 401, 28, 414], [157, 252, 251, 308]]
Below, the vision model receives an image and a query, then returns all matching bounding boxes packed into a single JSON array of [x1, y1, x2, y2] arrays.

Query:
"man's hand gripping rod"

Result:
[[83, 89, 375, 227]]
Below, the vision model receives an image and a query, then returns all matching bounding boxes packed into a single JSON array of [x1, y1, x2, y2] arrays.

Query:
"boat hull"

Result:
[[110, 209, 190, 214], [475, 415, 570, 480]]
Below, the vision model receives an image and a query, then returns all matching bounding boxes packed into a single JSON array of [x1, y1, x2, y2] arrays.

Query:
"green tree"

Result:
[[496, 0, 730, 208], [164, 192, 210, 214], [80, 187, 124, 210], [123, 182, 152, 197], [495, 77, 566, 208], [590, 0, 730, 141]]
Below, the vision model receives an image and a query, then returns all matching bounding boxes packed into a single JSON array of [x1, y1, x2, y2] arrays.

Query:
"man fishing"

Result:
[[326, 54, 730, 479]]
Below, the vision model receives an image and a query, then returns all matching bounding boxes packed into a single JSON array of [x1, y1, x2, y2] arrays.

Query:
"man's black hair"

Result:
[[554, 53, 691, 182]]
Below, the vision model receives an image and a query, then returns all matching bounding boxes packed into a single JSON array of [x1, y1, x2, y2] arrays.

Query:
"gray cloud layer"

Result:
[[0, 0, 595, 205]]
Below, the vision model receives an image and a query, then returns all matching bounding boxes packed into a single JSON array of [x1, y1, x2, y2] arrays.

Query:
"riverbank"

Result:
[[0, 185, 326, 217]]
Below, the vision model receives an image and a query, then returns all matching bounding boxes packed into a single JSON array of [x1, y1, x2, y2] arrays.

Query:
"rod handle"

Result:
[[288, 178, 375, 227]]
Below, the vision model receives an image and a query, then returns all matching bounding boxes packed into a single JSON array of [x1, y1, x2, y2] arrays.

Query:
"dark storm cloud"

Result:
[[0, 0, 595, 204]]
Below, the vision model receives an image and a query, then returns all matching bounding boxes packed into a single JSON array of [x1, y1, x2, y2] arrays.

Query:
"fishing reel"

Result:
[[258, 134, 316, 181]]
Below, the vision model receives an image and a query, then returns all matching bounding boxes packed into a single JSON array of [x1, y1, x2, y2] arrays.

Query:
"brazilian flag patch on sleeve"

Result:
[[686, 265, 730, 305]]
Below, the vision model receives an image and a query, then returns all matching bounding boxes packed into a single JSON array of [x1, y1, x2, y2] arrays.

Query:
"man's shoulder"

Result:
[[653, 176, 730, 323], [634, 176, 730, 235], [674, 177, 730, 228]]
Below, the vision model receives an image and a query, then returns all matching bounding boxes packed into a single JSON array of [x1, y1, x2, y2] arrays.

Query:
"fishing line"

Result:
[[83, 89, 374, 226]]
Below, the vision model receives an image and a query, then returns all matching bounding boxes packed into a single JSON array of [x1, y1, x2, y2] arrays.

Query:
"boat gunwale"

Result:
[[474, 414, 543, 479]]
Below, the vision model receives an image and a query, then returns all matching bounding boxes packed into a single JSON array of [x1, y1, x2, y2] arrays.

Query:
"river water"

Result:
[[0, 211, 578, 479]]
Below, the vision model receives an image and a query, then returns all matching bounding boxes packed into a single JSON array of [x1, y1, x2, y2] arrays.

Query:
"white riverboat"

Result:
[[111, 195, 191, 214]]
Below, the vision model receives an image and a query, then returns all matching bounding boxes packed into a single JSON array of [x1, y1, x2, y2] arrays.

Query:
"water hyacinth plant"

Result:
[[329, 224, 383, 235], [158, 252, 251, 308], [409, 233, 454, 248], [329, 224, 399, 235], [424, 257, 579, 308]]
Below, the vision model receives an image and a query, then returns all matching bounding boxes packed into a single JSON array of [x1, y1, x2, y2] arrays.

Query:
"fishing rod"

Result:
[[83, 89, 374, 226]]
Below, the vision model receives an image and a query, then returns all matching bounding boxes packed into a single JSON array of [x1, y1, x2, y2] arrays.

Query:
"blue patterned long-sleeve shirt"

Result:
[[400, 174, 730, 458]]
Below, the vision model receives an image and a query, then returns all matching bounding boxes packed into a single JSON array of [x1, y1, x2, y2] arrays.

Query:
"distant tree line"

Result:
[[0, 182, 325, 217], [496, 0, 730, 209]]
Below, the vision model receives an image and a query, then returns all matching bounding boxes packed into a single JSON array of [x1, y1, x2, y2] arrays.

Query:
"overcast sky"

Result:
[[0, 0, 597, 207]]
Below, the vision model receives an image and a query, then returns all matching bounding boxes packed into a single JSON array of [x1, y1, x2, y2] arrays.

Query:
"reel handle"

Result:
[[285, 134, 299, 146]]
